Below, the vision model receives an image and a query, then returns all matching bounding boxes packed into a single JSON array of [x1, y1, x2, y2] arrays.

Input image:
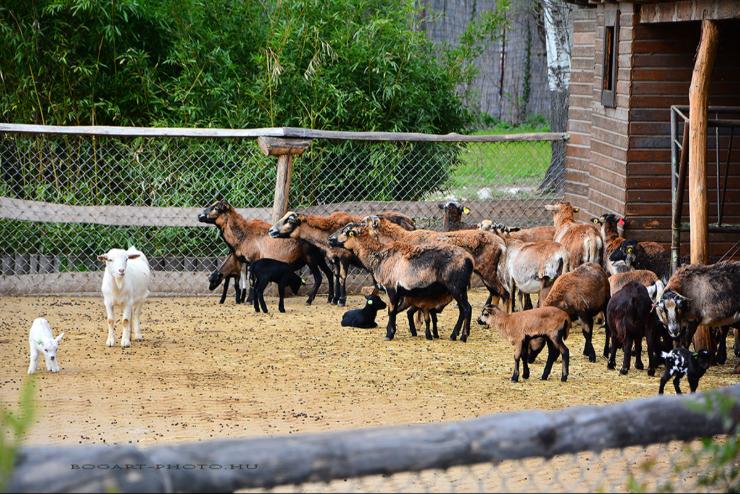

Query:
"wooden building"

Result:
[[564, 0, 740, 262]]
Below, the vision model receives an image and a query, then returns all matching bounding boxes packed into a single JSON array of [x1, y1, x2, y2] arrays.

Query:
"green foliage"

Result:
[[0, 378, 35, 493], [628, 391, 740, 493], [1, 0, 509, 133]]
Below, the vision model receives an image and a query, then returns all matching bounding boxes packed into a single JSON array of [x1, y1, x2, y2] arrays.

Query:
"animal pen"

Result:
[[0, 124, 566, 296]]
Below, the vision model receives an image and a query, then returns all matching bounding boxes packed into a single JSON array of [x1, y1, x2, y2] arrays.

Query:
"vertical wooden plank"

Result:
[[688, 19, 719, 265], [272, 154, 294, 224]]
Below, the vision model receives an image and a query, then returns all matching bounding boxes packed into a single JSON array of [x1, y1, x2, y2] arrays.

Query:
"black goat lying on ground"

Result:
[[658, 348, 711, 394], [341, 294, 387, 328], [250, 259, 304, 313], [208, 253, 246, 304]]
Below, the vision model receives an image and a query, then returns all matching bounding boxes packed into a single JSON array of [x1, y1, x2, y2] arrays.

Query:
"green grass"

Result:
[[436, 120, 554, 200]]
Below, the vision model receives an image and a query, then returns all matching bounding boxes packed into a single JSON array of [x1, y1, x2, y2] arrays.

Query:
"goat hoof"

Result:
[[619, 368, 628, 375], [523, 370, 530, 379], [607, 363, 616, 370], [541, 374, 550, 381], [338, 300, 346, 307], [588, 355, 596, 363], [511, 375, 519, 382], [460, 334, 468, 343], [647, 369, 656, 377], [433, 334, 439, 339], [635, 362, 644, 370], [561, 375, 568, 382], [450, 334, 458, 341]]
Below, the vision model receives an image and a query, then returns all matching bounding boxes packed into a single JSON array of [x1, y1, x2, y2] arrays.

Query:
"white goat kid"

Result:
[[28, 318, 64, 374], [98, 246, 151, 348]]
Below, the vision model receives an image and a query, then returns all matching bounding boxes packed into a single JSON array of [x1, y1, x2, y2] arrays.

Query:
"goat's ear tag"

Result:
[[592, 218, 599, 224], [463, 207, 470, 215], [367, 300, 373, 305]]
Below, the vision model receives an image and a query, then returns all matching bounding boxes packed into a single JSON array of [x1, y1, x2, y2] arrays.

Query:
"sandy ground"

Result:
[[1, 288, 737, 448], [1, 290, 737, 492]]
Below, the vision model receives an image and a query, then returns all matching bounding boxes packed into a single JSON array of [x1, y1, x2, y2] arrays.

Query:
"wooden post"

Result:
[[257, 137, 311, 224], [688, 19, 719, 351], [688, 19, 718, 265]]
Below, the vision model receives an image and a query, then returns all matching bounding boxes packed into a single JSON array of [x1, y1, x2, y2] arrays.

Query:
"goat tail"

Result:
[[560, 319, 570, 341]]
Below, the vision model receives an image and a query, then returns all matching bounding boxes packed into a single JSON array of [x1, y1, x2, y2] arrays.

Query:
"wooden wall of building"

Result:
[[626, 17, 740, 261], [564, 2, 740, 262]]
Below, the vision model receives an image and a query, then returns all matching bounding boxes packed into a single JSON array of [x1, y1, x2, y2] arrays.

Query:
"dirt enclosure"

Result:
[[0, 288, 737, 448]]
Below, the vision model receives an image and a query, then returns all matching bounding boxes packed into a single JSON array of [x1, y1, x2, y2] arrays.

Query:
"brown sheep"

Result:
[[439, 200, 475, 231], [540, 262, 610, 363], [609, 269, 664, 300], [363, 216, 509, 308], [477, 304, 571, 382], [479, 220, 555, 243], [328, 220, 475, 342], [545, 202, 603, 269], [268, 210, 415, 306], [198, 200, 333, 305]]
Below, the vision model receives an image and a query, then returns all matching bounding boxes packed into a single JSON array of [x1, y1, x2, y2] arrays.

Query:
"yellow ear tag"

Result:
[[367, 300, 373, 305], [593, 218, 599, 224], [626, 247, 634, 254], [463, 207, 470, 215], [349, 231, 356, 237]]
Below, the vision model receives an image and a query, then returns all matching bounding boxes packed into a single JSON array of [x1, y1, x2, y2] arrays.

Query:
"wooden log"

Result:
[[257, 137, 311, 224], [272, 153, 295, 224], [0, 123, 568, 143], [688, 19, 719, 265], [257, 136, 311, 157], [9, 385, 740, 493], [688, 19, 719, 348]]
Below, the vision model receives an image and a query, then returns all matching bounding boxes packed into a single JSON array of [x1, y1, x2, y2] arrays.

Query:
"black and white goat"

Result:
[[658, 348, 711, 394]]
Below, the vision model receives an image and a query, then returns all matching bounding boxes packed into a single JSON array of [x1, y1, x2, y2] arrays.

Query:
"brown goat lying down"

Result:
[[328, 219, 475, 342], [477, 304, 571, 382]]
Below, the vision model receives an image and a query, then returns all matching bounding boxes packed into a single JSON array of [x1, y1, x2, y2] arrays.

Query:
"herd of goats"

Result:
[[27, 198, 740, 396], [194, 198, 740, 394]]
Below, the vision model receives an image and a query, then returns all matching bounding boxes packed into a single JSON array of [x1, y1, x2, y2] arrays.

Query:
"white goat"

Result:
[[97, 246, 151, 347], [28, 318, 64, 374]]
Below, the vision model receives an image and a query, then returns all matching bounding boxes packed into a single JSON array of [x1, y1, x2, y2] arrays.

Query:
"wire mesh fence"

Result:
[[238, 440, 726, 493], [0, 126, 566, 296]]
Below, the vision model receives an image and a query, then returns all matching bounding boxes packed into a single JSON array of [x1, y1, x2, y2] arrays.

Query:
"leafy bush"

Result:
[[0, 378, 35, 493]]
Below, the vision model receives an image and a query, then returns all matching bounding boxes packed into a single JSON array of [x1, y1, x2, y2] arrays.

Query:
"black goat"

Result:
[[658, 348, 711, 394], [606, 281, 664, 376], [250, 259, 304, 313], [341, 294, 387, 328], [208, 253, 246, 304]]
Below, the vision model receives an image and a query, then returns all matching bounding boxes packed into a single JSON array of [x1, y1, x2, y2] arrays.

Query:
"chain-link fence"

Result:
[[0, 125, 566, 295], [9, 386, 740, 493]]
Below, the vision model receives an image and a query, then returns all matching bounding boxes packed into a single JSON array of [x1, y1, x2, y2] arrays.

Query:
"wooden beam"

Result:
[[256, 138, 311, 224], [9, 386, 740, 492], [688, 19, 719, 265], [640, 1, 740, 24]]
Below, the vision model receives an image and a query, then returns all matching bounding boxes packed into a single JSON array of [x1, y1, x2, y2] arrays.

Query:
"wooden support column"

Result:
[[257, 137, 311, 223], [688, 19, 719, 265], [688, 19, 719, 352]]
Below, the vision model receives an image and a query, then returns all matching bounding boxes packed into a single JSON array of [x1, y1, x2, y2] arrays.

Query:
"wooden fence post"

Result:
[[257, 137, 312, 224], [688, 19, 719, 351]]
